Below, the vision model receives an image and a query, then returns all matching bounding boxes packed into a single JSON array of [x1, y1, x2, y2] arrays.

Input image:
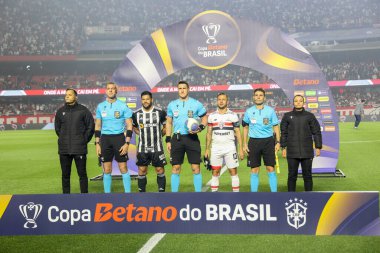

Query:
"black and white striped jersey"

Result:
[[132, 106, 167, 153]]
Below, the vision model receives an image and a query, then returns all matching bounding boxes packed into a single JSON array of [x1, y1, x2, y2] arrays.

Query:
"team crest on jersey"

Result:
[[263, 118, 269, 125], [114, 111, 121, 119], [139, 123, 144, 129], [188, 110, 194, 118], [218, 121, 225, 129]]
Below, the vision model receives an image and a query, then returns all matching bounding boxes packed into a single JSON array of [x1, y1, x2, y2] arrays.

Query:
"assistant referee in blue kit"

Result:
[[242, 88, 280, 192], [95, 82, 133, 193]]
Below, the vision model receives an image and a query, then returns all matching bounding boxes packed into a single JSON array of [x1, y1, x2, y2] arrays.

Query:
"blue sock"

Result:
[[171, 174, 180, 192], [193, 173, 202, 192], [103, 173, 112, 193], [268, 171, 278, 192], [122, 172, 131, 193], [250, 173, 259, 192]]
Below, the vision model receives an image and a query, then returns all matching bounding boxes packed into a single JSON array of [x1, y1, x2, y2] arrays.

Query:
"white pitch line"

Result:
[[137, 233, 166, 253], [137, 165, 228, 253], [340, 140, 380, 144]]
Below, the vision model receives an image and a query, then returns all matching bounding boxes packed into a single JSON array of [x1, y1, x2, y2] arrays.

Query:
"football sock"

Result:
[[171, 174, 180, 192], [157, 173, 166, 192], [193, 173, 202, 192], [122, 172, 131, 193], [211, 175, 219, 192], [231, 175, 240, 192], [103, 173, 112, 193], [137, 175, 147, 192], [268, 171, 278, 192], [250, 172, 259, 192]]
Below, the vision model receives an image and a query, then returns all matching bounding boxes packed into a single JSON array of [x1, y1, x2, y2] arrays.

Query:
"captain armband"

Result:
[[126, 130, 133, 138], [95, 130, 101, 138]]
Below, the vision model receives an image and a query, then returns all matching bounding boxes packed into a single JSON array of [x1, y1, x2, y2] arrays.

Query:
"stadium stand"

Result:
[[1, 0, 379, 126], [0, 0, 379, 56], [0, 57, 379, 90]]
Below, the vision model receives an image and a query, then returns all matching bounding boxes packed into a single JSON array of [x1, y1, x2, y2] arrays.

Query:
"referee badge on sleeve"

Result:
[[114, 111, 120, 119]]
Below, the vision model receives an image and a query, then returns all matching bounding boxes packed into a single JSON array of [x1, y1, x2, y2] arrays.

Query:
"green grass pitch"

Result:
[[0, 122, 379, 252]]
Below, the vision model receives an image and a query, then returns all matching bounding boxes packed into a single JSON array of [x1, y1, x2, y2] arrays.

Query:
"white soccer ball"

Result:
[[186, 118, 200, 132]]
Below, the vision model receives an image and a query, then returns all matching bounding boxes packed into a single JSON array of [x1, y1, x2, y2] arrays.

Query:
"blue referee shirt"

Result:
[[167, 97, 207, 135], [243, 105, 278, 138], [96, 99, 132, 135]]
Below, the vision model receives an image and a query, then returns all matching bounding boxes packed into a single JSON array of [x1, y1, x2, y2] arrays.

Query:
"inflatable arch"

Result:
[[113, 10, 339, 174]]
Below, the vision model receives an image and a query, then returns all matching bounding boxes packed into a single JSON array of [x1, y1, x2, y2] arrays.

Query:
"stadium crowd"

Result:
[[0, 73, 110, 90], [1, 0, 378, 56], [2, 86, 380, 116], [320, 60, 380, 81], [1, 59, 379, 90], [332, 86, 380, 107]]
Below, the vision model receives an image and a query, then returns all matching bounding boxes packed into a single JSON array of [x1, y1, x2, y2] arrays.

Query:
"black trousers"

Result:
[[354, 114, 361, 127], [59, 154, 88, 194], [287, 158, 313, 192]]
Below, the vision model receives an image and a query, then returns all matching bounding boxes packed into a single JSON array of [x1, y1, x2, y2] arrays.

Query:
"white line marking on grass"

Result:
[[137, 233, 166, 253], [137, 165, 228, 253], [340, 140, 380, 144]]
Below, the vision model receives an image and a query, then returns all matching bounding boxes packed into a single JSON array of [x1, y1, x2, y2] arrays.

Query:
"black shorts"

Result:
[[170, 134, 201, 165], [247, 137, 275, 168], [136, 151, 167, 167], [100, 134, 128, 163]]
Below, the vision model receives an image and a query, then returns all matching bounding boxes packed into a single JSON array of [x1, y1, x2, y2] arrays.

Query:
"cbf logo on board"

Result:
[[184, 10, 241, 70], [285, 198, 308, 229]]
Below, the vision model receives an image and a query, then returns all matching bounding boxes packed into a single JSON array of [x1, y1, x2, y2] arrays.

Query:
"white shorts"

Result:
[[210, 145, 239, 170]]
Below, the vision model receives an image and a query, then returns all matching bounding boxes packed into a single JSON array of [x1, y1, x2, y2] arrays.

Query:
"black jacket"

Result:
[[280, 108, 322, 159], [55, 103, 95, 155]]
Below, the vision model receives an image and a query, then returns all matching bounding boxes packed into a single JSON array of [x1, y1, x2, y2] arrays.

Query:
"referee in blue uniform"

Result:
[[95, 82, 133, 193], [166, 81, 207, 192], [242, 88, 280, 192]]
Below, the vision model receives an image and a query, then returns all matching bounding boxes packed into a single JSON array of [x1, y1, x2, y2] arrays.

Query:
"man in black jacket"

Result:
[[55, 88, 95, 193], [280, 95, 322, 191]]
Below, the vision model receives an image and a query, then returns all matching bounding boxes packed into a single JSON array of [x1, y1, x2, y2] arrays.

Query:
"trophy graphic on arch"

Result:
[[202, 23, 220, 44]]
